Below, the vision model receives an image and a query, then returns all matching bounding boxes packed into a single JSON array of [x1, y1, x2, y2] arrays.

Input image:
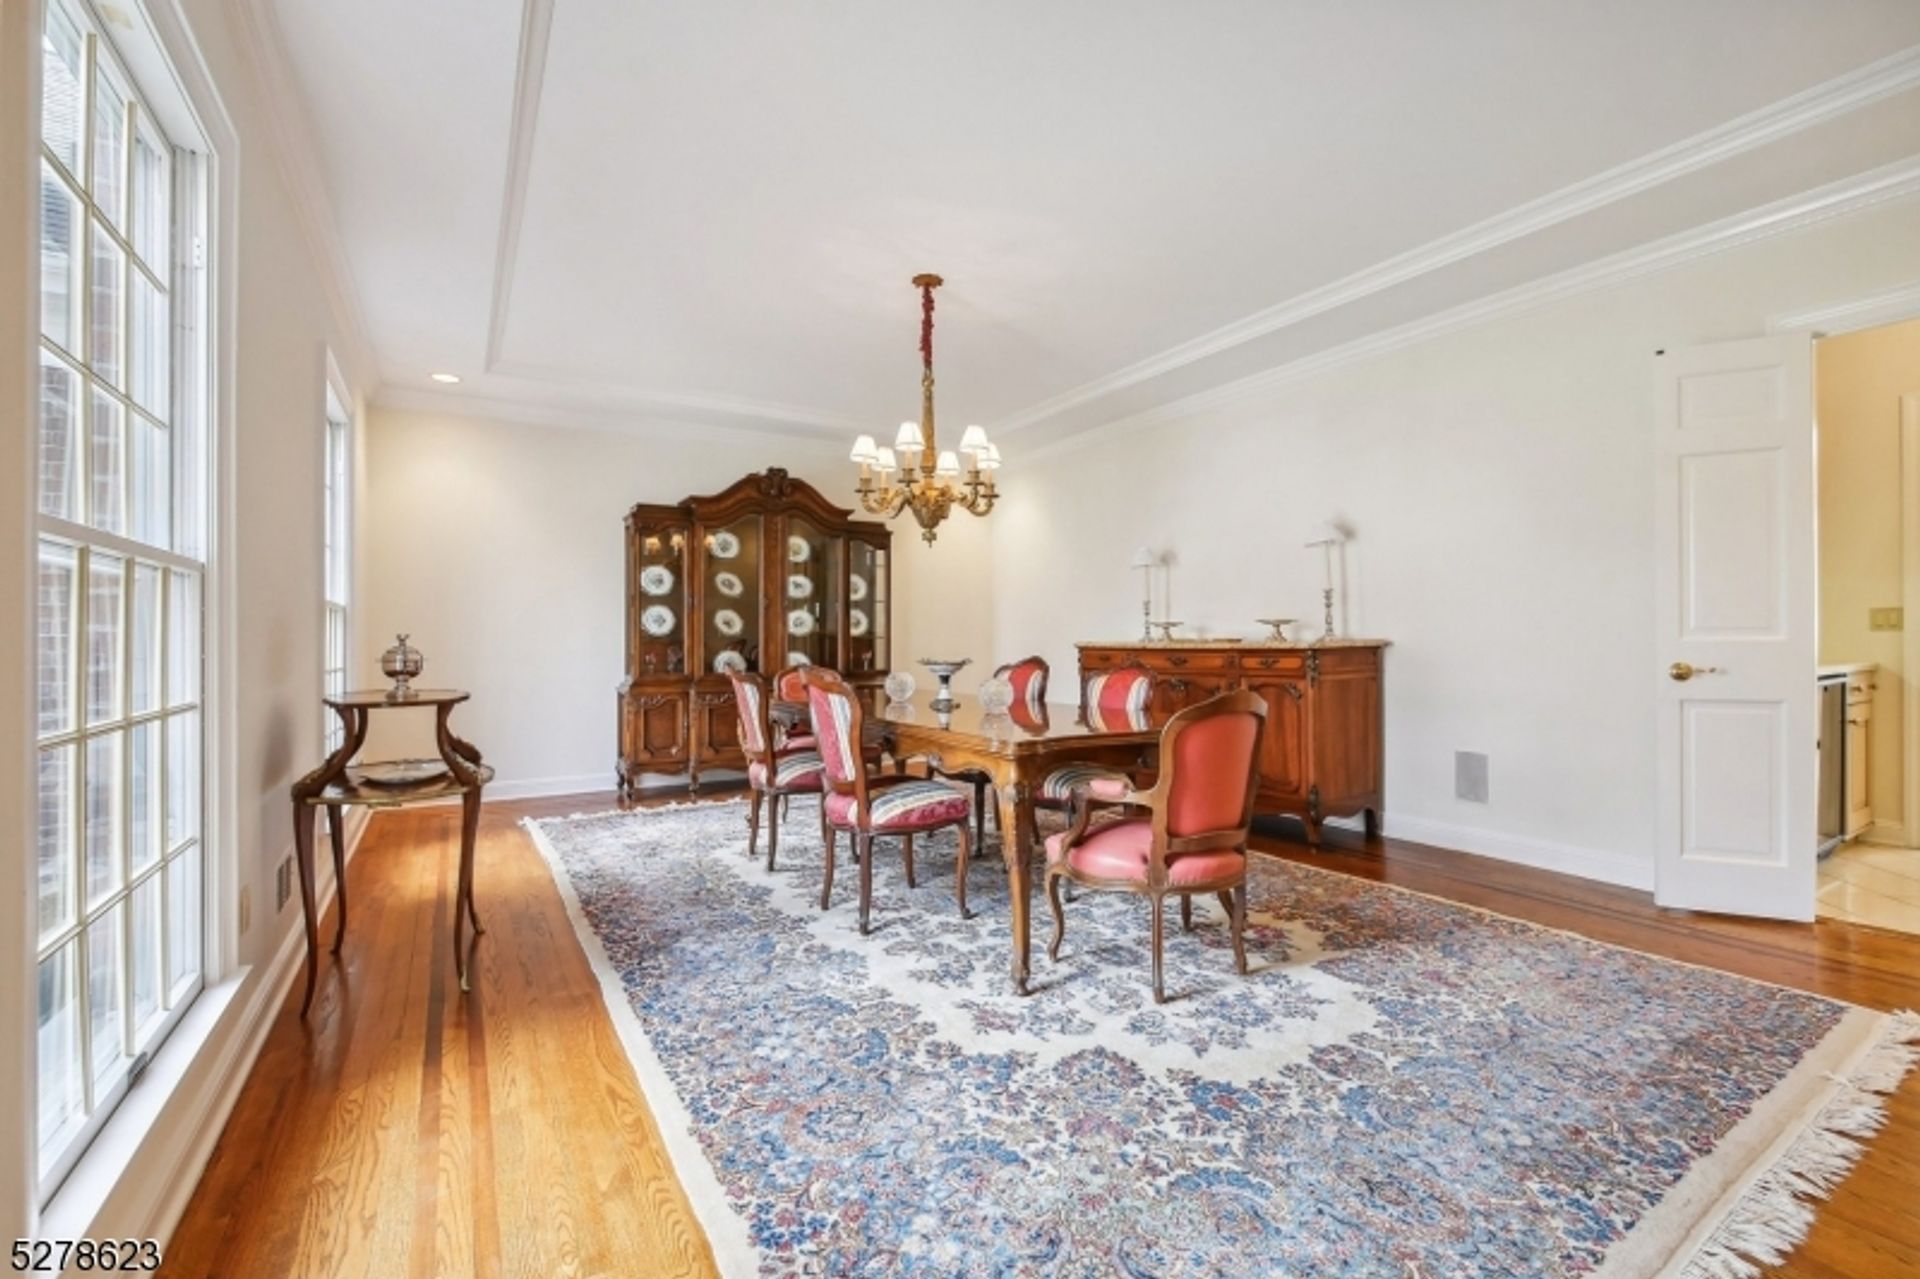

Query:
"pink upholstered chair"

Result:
[[804, 667, 976, 933], [729, 671, 825, 873], [1044, 689, 1268, 1003], [1034, 661, 1157, 825]]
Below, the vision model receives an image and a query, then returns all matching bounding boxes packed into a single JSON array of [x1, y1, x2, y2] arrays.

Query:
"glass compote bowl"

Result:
[[918, 658, 972, 709]]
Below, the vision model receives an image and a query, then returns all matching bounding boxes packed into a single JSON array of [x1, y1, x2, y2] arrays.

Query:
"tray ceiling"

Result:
[[265, 0, 1920, 441]]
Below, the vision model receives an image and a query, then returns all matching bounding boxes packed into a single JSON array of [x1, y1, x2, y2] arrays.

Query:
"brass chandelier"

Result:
[[848, 273, 1000, 544]]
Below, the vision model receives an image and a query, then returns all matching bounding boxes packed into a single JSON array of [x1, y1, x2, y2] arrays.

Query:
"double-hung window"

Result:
[[323, 388, 350, 751], [34, 0, 212, 1197]]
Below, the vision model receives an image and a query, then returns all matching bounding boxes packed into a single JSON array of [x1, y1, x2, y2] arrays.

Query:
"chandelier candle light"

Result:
[[848, 274, 1001, 544]]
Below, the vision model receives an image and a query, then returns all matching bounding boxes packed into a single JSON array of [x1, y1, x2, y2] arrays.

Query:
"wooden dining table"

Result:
[[774, 691, 1170, 995]]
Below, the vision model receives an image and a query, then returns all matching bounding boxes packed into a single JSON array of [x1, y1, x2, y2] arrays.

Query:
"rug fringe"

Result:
[[1678, 1009, 1920, 1279]]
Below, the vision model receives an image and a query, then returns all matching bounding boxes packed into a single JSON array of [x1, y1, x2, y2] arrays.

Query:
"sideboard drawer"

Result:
[[1148, 650, 1241, 673]]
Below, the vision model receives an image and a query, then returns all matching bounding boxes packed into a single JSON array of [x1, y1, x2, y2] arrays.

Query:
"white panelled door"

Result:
[[1654, 335, 1816, 919]]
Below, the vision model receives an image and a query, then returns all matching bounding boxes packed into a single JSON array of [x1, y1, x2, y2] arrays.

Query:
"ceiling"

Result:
[[264, 0, 1920, 445]]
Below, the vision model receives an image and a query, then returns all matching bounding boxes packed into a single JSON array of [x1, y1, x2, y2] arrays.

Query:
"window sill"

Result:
[[37, 965, 253, 1244]]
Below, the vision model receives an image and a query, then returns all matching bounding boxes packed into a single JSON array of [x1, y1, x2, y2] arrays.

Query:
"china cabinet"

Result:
[[619, 469, 892, 795]]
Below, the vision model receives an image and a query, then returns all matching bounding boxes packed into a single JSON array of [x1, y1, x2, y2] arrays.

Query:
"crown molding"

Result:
[[996, 42, 1920, 437], [483, 0, 555, 371], [224, 0, 379, 393], [481, 358, 865, 436], [1769, 278, 1920, 335], [1021, 157, 1920, 462], [371, 383, 853, 451]]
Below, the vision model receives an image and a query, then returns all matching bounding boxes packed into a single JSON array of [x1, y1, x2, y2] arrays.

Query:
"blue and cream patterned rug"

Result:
[[526, 801, 1917, 1279]]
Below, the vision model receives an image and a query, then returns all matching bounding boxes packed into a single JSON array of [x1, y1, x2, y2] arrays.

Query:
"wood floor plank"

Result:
[[161, 790, 1920, 1278]]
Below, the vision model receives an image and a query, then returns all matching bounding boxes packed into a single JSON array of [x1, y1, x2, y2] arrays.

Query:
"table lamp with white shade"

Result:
[[1305, 524, 1347, 641], [1130, 547, 1157, 641]]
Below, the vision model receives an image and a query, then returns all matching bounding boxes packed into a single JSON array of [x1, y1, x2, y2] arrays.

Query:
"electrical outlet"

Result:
[[275, 856, 292, 911], [238, 885, 251, 936], [1870, 606, 1904, 632], [1455, 751, 1489, 804]]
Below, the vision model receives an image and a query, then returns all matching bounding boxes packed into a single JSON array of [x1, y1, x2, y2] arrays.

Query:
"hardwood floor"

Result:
[[163, 791, 1920, 1278]]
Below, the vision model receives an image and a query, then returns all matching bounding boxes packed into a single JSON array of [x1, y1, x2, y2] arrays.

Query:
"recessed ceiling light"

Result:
[[430, 372, 462, 384]]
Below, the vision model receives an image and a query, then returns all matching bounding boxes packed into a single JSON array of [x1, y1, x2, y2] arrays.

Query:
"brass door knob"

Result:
[[1669, 661, 1723, 682]]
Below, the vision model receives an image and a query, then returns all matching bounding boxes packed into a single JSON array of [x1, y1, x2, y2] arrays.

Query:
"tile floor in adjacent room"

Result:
[[1818, 842, 1920, 935]]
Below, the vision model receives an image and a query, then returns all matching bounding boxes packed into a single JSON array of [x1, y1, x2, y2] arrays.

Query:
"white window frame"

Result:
[[27, 0, 226, 1207], [322, 376, 350, 752]]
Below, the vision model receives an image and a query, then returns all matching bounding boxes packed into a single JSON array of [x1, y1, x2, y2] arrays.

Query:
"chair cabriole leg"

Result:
[[820, 823, 837, 910], [955, 822, 973, 920], [1150, 893, 1166, 1004], [766, 789, 781, 873], [858, 832, 875, 934], [1231, 883, 1249, 976], [1046, 871, 1067, 960]]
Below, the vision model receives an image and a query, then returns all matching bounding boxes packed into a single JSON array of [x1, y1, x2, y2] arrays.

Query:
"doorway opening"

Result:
[[1814, 315, 1920, 935]]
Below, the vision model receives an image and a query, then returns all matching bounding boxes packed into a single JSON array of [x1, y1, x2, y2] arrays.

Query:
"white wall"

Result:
[[4, 0, 373, 1243], [360, 407, 971, 792], [993, 195, 1920, 889]]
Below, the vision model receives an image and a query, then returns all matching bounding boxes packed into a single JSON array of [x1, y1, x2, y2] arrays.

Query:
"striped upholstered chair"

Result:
[[771, 664, 818, 754], [1033, 660, 1157, 829], [936, 656, 1052, 847], [804, 667, 976, 934], [1046, 689, 1268, 1003], [729, 671, 825, 873]]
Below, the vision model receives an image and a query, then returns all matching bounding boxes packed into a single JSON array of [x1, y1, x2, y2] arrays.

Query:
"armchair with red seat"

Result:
[[1044, 688, 1268, 1003]]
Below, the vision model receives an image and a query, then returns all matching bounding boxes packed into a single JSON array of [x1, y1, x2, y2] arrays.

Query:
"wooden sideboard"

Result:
[[619, 469, 892, 796], [1078, 640, 1387, 841]]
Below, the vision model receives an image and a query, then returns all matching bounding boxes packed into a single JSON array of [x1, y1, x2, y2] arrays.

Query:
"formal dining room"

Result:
[[6, 2, 1920, 1277]]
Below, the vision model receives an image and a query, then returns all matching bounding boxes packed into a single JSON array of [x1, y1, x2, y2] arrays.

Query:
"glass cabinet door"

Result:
[[633, 522, 688, 677], [847, 539, 888, 676], [782, 519, 843, 671], [700, 515, 763, 674]]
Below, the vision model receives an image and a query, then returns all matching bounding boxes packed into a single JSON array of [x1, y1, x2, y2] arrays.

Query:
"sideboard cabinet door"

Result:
[[1241, 676, 1308, 801]]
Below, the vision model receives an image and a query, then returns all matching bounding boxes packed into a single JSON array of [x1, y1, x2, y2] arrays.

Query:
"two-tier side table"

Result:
[[289, 689, 494, 1016]]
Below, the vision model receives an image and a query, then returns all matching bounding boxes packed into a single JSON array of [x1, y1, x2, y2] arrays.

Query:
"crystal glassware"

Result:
[[977, 675, 1014, 715], [918, 658, 972, 709], [884, 670, 917, 703], [380, 633, 423, 701]]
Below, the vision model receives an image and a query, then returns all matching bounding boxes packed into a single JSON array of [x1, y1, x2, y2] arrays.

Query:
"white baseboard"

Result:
[[1381, 813, 1655, 893], [1859, 820, 1910, 848], [475, 771, 748, 804], [137, 807, 371, 1243], [483, 772, 618, 802]]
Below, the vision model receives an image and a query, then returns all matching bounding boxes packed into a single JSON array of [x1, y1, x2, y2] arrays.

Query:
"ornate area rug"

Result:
[[526, 801, 1917, 1279]]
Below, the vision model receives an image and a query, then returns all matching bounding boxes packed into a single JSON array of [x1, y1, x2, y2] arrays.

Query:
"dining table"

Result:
[[773, 690, 1171, 995]]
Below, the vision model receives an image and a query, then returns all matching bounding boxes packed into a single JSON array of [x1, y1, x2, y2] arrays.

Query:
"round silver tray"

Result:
[[358, 760, 451, 788]]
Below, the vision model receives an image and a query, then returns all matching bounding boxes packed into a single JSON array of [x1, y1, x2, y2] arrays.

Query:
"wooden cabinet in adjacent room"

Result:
[[1078, 640, 1387, 841], [618, 469, 892, 796]]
